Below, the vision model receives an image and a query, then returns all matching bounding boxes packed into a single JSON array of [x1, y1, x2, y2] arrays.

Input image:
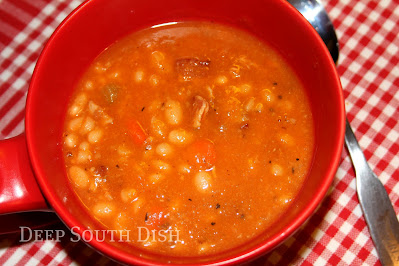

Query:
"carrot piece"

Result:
[[187, 139, 216, 169], [127, 120, 148, 145], [145, 209, 167, 231]]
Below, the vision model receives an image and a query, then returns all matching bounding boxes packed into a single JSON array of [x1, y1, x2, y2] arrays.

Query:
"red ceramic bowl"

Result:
[[0, 0, 345, 264]]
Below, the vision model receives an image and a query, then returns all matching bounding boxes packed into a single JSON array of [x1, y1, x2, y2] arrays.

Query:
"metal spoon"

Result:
[[288, 0, 399, 265]]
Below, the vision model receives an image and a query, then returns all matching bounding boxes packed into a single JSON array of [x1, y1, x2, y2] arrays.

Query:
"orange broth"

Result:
[[62, 21, 314, 255]]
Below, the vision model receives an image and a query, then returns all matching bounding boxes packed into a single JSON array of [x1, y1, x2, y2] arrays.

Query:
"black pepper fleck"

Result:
[[216, 203, 220, 209]]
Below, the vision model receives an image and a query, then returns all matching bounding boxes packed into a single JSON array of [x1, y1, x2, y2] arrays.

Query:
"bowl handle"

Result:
[[0, 133, 50, 214]]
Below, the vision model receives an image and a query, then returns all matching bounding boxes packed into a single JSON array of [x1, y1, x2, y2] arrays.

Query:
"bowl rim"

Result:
[[25, 0, 345, 265]]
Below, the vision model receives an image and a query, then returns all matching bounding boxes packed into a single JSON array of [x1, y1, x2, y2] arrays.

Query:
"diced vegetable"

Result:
[[187, 139, 216, 169], [145, 209, 167, 230], [128, 120, 148, 145]]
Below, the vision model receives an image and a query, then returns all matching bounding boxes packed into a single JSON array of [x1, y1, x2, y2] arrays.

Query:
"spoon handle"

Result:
[[345, 119, 399, 266]]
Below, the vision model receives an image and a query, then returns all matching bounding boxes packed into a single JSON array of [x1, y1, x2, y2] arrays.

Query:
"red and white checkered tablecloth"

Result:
[[0, 0, 398, 265]]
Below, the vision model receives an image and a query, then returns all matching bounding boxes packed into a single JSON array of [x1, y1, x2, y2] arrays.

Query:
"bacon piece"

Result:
[[193, 96, 209, 128]]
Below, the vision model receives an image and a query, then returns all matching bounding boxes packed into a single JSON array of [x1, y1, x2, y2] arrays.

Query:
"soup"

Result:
[[62, 21, 314, 256]]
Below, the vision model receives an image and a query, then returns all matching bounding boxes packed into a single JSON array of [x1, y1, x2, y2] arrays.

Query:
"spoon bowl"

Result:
[[288, 0, 339, 64]]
